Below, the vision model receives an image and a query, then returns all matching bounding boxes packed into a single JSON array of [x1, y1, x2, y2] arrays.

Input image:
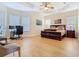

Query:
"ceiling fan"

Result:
[[40, 2, 54, 11]]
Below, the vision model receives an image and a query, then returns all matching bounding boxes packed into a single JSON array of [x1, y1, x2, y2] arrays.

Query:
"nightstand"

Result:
[[66, 30, 75, 38]]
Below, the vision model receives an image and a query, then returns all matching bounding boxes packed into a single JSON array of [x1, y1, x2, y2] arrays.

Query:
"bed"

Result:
[[41, 25, 66, 41]]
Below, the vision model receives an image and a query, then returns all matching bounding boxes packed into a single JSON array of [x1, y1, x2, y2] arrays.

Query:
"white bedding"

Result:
[[56, 30, 65, 36]]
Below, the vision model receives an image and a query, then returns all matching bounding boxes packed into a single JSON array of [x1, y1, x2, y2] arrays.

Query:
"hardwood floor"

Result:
[[8, 36, 79, 57]]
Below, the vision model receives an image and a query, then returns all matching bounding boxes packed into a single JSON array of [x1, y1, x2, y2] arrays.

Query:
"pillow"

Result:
[[50, 27, 58, 30], [57, 26, 64, 30]]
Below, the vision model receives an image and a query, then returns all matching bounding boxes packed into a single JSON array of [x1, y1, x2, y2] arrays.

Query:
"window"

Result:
[[22, 16, 30, 32], [0, 12, 5, 36], [66, 16, 76, 30], [45, 19, 51, 28], [9, 14, 20, 26], [78, 16, 79, 30]]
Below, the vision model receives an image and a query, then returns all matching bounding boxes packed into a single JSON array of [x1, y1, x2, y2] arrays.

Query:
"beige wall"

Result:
[[0, 5, 78, 38], [0, 6, 8, 37], [44, 10, 78, 38], [1, 7, 44, 37], [44, 10, 78, 24], [78, 9, 79, 40], [22, 12, 44, 37]]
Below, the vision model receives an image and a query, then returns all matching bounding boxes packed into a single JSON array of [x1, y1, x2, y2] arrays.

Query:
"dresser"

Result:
[[66, 30, 75, 38]]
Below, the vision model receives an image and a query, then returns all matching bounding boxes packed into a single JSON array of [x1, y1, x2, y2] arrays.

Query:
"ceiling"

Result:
[[0, 2, 79, 15]]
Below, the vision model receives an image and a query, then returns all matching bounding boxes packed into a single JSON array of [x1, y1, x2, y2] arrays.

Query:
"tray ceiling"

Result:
[[0, 2, 79, 15]]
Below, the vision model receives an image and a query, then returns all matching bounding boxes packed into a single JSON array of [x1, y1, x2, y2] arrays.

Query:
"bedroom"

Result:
[[0, 2, 79, 57]]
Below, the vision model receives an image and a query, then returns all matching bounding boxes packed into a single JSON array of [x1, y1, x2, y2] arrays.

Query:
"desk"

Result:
[[0, 44, 21, 57]]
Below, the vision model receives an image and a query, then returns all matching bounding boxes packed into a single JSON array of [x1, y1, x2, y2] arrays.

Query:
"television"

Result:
[[9, 26, 15, 29], [16, 26, 23, 35]]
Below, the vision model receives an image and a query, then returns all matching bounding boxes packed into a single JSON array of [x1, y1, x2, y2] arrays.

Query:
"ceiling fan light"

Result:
[[47, 4, 52, 7], [44, 7, 49, 10]]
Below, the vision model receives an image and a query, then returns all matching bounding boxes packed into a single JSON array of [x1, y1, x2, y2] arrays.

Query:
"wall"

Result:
[[0, 5, 78, 38], [22, 12, 44, 37], [78, 9, 79, 40], [44, 10, 78, 38], [44, 10, 78, 24], [2, 7, 44, 37], [0, 5, 8, 37]]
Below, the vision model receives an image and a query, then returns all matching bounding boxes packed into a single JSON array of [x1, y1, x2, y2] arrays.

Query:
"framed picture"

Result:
[[55, 19, 61, 24], [36, 19, 42, 25]]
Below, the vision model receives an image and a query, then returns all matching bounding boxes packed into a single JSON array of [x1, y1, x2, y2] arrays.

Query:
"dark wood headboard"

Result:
[[50, 25, 66, 30]]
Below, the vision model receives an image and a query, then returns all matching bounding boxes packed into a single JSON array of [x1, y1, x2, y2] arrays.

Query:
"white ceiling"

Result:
[[0, 2, 79, 15]]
